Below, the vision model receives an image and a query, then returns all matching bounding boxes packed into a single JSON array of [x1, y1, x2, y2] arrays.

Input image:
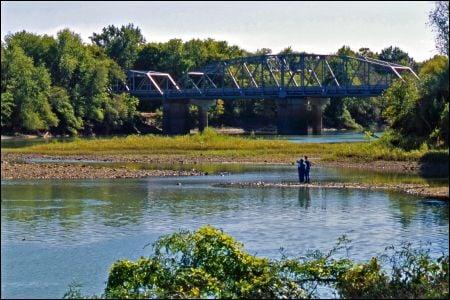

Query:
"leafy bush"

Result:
[[64, 226, 449, 299], [105, 226, 307, 299]]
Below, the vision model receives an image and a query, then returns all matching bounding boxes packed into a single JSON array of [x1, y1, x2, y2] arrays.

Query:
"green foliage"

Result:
[[133, 38, 247, 81], [65, 226, 449, 299], [428, 1, 449, 56], [1, 28, 138, 135], [345, 97, 385, 130], [337, 243, 449, 299], [90, 24, 145, 69], [324, 45, 421, 131], [1, 25, 445, 140], [1, 91, 14, 128], [48, 86, 83, 135], [208, 99, 225, 125], [379, 46, 417, 69], [4, 30, 56, 67], [1, 44, 58, 132], [382, 55, 449, 149], [104, 226, 307, 299], [323, 97, 361, 130]]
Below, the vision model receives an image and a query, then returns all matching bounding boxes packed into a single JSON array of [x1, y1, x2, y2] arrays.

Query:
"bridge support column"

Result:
[[309, 98, 329, 135], [277, 98, 309, 135], [190, 99, 216, 132], [163, 99, 190, 135]]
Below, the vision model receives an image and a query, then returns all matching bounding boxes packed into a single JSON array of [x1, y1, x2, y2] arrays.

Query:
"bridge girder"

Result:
[[114, 53, 419, 100]]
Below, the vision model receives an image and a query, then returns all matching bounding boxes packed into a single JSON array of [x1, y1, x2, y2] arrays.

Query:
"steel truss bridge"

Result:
[[114, 53, 418, 100]]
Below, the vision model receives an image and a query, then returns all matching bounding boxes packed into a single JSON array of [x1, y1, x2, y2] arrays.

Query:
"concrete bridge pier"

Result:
[[277, 98, 309, 135], [309, 98, 329, 135], [162, 99, 190, 135], [190, 99, 216, 132]]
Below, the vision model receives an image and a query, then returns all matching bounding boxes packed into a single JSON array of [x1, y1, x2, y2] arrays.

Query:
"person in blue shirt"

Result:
[[304, 156, 311, 183], [296, 158, 305, 183]]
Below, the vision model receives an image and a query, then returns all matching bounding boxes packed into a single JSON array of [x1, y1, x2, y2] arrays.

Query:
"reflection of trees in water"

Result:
[[387, 192, 449, 228], [90, 182, 147, 228], [332, 168, 428, 185], [1, 180, 149, 239], [146, 188, 252, 217]]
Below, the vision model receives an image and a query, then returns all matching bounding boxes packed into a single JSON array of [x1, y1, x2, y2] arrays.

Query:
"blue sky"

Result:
[[1, 1, 438, 61]]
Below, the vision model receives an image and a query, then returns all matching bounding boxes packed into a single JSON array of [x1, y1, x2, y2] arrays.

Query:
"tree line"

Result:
[[1, 2, 448, 149]]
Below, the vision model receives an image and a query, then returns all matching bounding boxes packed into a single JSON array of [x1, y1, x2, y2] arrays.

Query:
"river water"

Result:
[[1, 164, 448, 299]]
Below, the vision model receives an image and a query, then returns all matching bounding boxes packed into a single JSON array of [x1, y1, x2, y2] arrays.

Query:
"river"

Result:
[[1, 164, 448, 299]]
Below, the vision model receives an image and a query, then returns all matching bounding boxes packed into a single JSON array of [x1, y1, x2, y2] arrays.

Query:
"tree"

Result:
[[382, 55, 449, 149], [51, 29, 138, 135], [428, 1, 449, 56], [1, 45, 58, 132], [255, 48, 272, 55], [278, 46, 297, 55], [133, 43, 162, 70], [419, 55, 449, 147], [378, 46, 417, 69], [4, 31, 56, 67], [358, 47, 377, 58], [48, 86, 83, 135], [90, 23, 145, 69]]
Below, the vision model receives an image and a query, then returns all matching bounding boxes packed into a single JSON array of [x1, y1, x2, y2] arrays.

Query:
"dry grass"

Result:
[[3, 128, 447, 163]]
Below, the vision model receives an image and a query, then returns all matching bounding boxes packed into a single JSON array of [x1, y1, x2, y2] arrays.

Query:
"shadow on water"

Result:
[[419, 151, 449, 178]]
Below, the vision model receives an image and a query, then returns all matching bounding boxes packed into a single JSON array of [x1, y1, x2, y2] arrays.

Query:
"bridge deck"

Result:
[[129, 85, 389, 101]]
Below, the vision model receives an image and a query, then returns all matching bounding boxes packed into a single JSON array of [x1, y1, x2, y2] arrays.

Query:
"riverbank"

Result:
[[216, 181, 449, 200], [0, 159, 204, 179], [1, 152, 448, 199], [0, 152, 427, 173], [1, 132, 448, 194]]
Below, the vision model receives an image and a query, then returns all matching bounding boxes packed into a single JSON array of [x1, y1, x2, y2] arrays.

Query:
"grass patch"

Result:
[[3, 129, 448, 163]]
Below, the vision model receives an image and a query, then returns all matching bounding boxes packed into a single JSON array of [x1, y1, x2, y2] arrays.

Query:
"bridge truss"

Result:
[[115, 53, 419, 100]]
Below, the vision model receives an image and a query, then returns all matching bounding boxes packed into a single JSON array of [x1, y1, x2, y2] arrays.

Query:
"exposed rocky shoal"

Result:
[[215, 181, 449, 200], [1, 160, 204, 179], [1, 153, 447, 200]]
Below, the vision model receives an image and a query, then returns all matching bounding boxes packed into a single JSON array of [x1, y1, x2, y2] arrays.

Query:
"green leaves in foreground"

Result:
[[65, 225, 448, 299], [105, 226, 307, 299]]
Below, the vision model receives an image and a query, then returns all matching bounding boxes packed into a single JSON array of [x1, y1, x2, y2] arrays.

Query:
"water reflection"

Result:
[[1, 169, 448, 299], [1, 180, 149, 244], [297, 188, 311, 209], [387, 192, 449, 228]]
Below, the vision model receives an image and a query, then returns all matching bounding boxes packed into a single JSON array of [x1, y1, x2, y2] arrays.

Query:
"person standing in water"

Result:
[[304, 156, 311, 183], [296, 158, 306, 183]]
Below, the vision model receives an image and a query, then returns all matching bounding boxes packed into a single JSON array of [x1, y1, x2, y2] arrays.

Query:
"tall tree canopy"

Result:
[[90, 24, 146, 69], [1, 22, 447, 146]]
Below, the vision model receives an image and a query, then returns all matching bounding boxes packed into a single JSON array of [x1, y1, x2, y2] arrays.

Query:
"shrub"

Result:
[[65, 226, 449, 299]]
